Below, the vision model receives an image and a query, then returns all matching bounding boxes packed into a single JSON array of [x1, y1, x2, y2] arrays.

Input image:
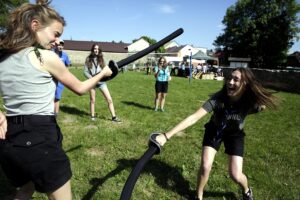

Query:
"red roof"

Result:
[[63, 40, 130, 53]]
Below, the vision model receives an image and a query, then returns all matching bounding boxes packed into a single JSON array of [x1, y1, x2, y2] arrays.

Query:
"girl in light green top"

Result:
[[0, 0, 112, 199]]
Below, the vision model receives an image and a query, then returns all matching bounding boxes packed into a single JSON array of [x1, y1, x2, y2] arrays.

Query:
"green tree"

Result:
[[0, 0, 28, 32], [214, 0, 300, 69], [133, 36, 166, 53]]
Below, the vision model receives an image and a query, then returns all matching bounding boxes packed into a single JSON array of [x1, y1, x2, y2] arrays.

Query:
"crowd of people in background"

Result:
[[145, 60, 223, 80]]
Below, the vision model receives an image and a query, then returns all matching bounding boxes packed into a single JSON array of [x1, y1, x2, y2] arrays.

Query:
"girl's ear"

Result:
[[31, 19, 40, 32]]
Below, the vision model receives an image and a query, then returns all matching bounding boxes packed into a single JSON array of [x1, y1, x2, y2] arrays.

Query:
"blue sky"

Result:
[[31, 0, 299, 52]]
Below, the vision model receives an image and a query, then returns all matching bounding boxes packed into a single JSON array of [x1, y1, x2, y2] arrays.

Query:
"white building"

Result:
[[164, 41, 180, 49], [126, 38, 149, 52]]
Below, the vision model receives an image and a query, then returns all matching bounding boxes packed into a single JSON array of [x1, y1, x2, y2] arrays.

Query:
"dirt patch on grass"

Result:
[[85, 124, 98, 130], [86, 147, 105, 157], [61, 115, 77, 124]]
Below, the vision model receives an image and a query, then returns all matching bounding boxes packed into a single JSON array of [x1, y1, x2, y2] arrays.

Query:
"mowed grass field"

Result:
[[0, 67, 299, 200]]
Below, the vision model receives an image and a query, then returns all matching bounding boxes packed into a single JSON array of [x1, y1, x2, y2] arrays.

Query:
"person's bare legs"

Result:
[[100, 86, 116, 118], [196, 146, 217, 200], [14, 182, 35, 200], [160, 93, 167, 111], [154, 92, 160, 110], [89, 88, 96, 117], [47, 180, 72, 200], [158, 93, 163, 109], [228, 155, 249, 193]]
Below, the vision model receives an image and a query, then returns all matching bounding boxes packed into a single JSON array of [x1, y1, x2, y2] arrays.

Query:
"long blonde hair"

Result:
[[0, 0, 65, 54]]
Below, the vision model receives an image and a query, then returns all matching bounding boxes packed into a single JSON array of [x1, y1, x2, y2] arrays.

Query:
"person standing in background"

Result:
[[54, 39, 71, 116], [154, 57, 171, 112], [83, 44, 121, 122]]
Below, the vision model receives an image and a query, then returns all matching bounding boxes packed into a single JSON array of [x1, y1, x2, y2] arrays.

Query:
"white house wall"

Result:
[[164, 41, 179, 49], [127, 39, 150, 52], [178, 45, 199, 59], [65, 50, 129, 65]]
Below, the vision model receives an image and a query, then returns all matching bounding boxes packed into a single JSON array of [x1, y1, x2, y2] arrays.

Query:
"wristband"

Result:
[[163, 133, 169, 141]]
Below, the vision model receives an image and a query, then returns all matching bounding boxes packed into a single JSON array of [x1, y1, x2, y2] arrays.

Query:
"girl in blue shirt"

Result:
[[154, 57, 171, 112]]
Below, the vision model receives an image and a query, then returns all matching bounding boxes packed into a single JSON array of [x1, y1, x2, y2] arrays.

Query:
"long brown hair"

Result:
[[214, 67, 279, 110], [158, 56, 167, 68], [0, 0, 65, 54], [85, 43, 105, 68]]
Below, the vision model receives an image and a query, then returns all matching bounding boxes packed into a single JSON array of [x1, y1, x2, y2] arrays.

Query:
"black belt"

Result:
[[7, 115, 56, 124]]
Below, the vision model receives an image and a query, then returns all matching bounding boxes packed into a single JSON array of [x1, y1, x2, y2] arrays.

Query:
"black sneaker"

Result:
[[112, 116, 122, 123], [243, 188, 253, 200]]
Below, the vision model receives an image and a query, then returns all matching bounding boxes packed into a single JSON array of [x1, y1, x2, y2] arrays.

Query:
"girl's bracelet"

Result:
[[163, 133, 169, 141]]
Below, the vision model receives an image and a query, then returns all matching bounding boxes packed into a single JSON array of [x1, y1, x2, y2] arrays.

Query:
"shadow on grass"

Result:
[[121, 101, 153, 110], [60, 105, 89, 116], [0, 156, 237, 200], [204, 191, 238, 200], [65, 144, 83, 153], [83, 158, 238, 200], [82, 158, 194, 200]]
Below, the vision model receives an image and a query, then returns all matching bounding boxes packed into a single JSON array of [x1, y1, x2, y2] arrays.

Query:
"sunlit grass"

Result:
[[1, 67, 299, 199]]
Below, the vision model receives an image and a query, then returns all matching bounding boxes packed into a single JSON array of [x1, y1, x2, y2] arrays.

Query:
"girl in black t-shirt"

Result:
[[155, 67, 278, 200]]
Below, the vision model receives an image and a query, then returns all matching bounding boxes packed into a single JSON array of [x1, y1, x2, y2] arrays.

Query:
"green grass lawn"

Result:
[[1, 68, 299, 200]]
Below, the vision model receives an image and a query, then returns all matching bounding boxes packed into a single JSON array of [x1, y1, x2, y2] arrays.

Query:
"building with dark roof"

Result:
[[64, 40, 130, 53]]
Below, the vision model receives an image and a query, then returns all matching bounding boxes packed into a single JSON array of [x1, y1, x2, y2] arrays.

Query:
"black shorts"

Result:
[[0, 115, 72, 193], [155, 81, 168, 93], [202, 123, 245, 157]]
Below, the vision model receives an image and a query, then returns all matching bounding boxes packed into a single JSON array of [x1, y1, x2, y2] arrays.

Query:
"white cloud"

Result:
[[158, 4, 175, 14]]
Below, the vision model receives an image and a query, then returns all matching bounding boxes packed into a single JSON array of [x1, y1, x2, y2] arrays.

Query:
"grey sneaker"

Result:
[[91, 116, 96, 121], [112, 117, 122, 123], [243, 188, 253, 200]]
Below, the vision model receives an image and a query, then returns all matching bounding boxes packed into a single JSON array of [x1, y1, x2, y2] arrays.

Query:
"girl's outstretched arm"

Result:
[[32, 50, 112, 95], [156, 107, 208, 146]]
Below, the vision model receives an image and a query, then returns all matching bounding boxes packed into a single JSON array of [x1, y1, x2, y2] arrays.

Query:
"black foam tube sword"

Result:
[[120, 133, 162, 200], [101, 28, 184, 81], [117, 29, 185, 199]]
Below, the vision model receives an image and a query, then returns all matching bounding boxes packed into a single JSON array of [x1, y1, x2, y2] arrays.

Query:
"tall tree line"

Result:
[[214, 0, 300, 69]]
